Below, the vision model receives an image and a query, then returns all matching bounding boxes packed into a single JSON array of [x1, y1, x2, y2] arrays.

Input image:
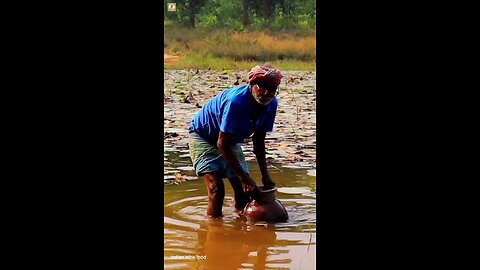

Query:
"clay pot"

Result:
[[243, 186, 288, 222]]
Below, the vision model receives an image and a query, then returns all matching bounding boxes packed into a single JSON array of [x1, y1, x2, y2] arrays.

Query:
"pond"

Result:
[[164, 150, 317, 270]]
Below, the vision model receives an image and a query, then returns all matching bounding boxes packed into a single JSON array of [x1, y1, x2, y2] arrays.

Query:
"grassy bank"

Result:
[[164, 27, 316, 71], [165, 53, 316, 71]]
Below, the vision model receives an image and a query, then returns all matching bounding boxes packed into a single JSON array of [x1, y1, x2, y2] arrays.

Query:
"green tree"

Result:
[[164, 0, 206, 28], [185, 0, 207, 28], [164, 0, 316, 31], [240, 0, 251, 27], [197, 0, 243, 30]]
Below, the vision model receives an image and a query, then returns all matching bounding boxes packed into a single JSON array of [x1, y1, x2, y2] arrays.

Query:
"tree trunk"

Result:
[[263, 0, 270, 18], [189, 14, 195, 28], [189, 1, 195, 28], [241, 0, 250, 27]]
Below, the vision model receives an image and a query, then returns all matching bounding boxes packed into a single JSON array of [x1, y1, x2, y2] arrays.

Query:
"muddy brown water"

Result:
[[164, 69, 316, 269], [164, 151, 316, 270]]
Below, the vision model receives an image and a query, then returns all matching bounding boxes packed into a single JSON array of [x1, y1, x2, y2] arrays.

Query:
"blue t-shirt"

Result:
[[188, 85, 277, 145]]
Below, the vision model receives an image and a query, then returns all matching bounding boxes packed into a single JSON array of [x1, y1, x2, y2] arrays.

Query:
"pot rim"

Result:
[[259, 186, 277, 193]]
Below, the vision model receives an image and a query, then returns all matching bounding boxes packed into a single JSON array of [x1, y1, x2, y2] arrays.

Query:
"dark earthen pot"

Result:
[[243, 186, 288, 222]]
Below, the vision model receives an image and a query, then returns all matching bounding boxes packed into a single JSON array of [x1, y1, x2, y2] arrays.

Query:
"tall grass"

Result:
[[164, 27, 316, 63], [165, 53, 315, 71]]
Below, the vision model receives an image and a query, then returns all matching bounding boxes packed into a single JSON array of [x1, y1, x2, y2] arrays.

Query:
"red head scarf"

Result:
[[247, 65, 282, 89]]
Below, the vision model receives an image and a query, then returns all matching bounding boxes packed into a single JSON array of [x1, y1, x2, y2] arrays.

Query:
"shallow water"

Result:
[[164, 151, 317, 270]]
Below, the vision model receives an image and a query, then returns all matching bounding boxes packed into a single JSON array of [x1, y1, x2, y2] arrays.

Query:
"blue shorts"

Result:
[[188, 132, 249, 179]]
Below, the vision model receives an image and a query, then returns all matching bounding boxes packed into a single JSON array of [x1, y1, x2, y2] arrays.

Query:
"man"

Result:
[[188, 65, 282, 218]]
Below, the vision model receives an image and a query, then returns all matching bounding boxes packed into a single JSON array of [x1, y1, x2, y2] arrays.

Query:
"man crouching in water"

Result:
[[188, 65, 282, 218]]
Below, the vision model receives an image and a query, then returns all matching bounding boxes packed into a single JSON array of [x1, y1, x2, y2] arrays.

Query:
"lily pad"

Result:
[[165, 128, 187, 133], [164, 170, 181, 174], [175, 166, 194, 171], [290, 162, 313, 167], [277, 187, 311, 195], [306, 169, 316, 177], [281, 165, 305, 169]]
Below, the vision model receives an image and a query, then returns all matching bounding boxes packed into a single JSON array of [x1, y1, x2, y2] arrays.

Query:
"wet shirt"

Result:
[[188, 85, 277, 145]]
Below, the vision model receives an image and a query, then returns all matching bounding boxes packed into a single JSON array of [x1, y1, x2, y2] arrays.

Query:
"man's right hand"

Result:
[[239, 175, 258, 195], [217, 131, 260, 198]]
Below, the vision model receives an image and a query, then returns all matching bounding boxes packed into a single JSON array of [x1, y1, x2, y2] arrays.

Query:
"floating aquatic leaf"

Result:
[[174, 173, 184, 182], [290, 162, 313, 167], [165, 128, 187, 133], [175, 166, 194, 171], [164, 170, 181, 174], [278, 144, 291, 151], [285, 155, 302, 162], [267, 150, 289, 156], [281, 165, 306, 169], [277, 187, 311, 194]]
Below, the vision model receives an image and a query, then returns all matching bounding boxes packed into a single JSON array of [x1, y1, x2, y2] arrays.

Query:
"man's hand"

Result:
[[218, 131, 255, 192], [239, 175, 258, 194]]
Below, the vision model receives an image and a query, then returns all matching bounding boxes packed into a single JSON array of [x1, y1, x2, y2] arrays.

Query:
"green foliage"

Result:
[[163, 1, 316, 70], [164, 0, 316, 31]]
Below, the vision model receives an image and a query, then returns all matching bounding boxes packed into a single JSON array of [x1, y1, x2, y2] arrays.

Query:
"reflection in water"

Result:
[[198, 219, 279, 270], [164, 215, 316, 270], [164, 196, 316, 269], [164, 153, 316, 269]]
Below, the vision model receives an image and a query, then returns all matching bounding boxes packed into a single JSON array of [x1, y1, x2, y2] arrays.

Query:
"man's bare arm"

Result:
[[217, 131, 258, 193], [253, 131, 276, 187]]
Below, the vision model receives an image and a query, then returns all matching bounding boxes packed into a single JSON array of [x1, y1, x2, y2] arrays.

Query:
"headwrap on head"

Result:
[[247, 65, 282, 89]]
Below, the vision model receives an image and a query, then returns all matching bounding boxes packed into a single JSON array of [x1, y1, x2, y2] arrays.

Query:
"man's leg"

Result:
[[228, 177, 251, 211], [203, 172, 225, 218]]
